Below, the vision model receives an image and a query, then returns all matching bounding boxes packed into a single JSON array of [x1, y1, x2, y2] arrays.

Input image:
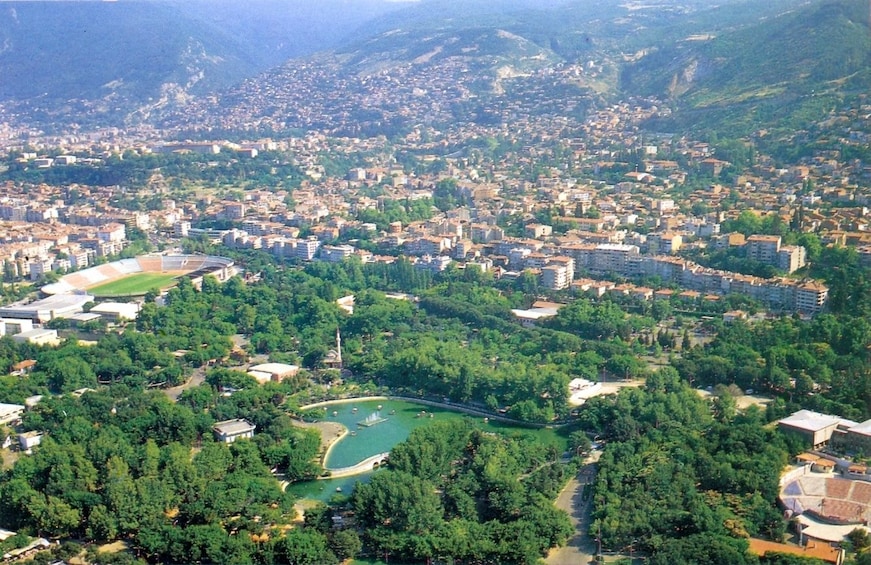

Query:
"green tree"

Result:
[[278, 528, 337, 565], [328, 529, 362, 561]]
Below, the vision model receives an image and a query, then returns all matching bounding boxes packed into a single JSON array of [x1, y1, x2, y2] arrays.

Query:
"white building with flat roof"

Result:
[[90, 302, 140, 322], [247, 363, 300, 384], [213, 419, 256, 443], [0, 294, 94, 323], [0, 403, 24, 425], [778, 410, 858, 449], [12, 328, 59, 346], [0, 318, 34, 335]]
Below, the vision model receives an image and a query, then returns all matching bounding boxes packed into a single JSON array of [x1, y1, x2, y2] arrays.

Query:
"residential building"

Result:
[[778, 245, 807, 273], [525, 224, 553, 239], [746, 234, 782, 264], [541, 264, 570, 291], [795, 281, 828, 315], [295, 237, 321, 261], [97, 223, 126, 243], [320, 244, 356, 263], [646, 232, 682, 255]]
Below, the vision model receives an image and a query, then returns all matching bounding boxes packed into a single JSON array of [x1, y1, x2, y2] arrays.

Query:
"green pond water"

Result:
[[286, 398, 566, 502]]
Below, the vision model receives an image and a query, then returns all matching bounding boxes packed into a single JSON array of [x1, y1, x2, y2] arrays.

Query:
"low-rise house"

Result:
[[748, 538, 843, 565], [18, 431, 42, 452]]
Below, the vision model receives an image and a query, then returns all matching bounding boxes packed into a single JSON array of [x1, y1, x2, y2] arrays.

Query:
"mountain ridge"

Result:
[[0, 0, 867, 140], [622, 0, 871, 137]]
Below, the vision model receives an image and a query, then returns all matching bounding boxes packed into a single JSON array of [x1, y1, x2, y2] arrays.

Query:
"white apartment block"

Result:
[[795, 281, 828, 315], [541, 264, 570, 291], [295, 237, 321, 261], [590, 244, 640, 275], [746, 235, 781, 264], [321, 244, 356, 263], [777, 245, 807, 273]]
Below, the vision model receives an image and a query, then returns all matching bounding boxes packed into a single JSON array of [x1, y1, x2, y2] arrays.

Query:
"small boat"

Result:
[[336, 487, 342, 492], [352, 407, 358, 413], [390, 409, 396, 415], [377, 404, 383, 410], [332, 411, 338, 417]]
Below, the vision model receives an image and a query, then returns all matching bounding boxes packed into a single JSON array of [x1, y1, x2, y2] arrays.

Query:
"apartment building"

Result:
[[295, 237, 321, 261], [647, 232, 683, 255], [746, 234, 781, 264], [795, 281, 829, 315], [541, 264, 570, 291], [778, 245, 807, 273]]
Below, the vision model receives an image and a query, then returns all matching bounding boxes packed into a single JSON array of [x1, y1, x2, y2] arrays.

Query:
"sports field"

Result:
[[87, 273, 179, 297]]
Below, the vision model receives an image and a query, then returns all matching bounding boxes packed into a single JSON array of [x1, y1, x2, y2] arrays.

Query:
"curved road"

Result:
[[163, 367, 206, 401]]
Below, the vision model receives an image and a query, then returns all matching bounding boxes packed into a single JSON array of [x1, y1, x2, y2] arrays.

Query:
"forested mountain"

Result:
[[0, 3, 254, 102], [0, 0, 405, 126], [626, 0, 871, 137]]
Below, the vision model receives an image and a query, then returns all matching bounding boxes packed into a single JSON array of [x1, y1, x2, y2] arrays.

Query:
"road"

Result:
[[547, 452, 601, 565], [163, 367, 206, 401]]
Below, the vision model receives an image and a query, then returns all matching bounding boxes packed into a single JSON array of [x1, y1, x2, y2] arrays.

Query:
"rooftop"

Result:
[[748, 538, 841, 564], [779, 410, 857, 433], [247, 362, 299, 377], [0, 403, 24, 418], [847, 419, 871, 437], [213, 418, 256, 436]]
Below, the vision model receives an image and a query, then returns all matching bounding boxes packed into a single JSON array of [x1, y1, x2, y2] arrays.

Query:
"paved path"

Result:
[[547, 454, 600, 565], [163, 368, 206, 401]]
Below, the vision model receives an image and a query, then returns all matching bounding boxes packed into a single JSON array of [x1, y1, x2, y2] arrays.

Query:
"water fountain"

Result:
[[357, 410, 388, 427]]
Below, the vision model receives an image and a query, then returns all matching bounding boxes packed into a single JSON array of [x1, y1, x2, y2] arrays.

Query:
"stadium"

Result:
[[780, 463, 871, 543], [41, 254, 237, 298]]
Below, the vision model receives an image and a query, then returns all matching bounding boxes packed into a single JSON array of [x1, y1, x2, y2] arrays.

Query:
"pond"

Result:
[[286, 398, 567, 502]]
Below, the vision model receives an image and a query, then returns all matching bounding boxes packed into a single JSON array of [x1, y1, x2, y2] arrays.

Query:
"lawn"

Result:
[[88, 273, 179, 297]]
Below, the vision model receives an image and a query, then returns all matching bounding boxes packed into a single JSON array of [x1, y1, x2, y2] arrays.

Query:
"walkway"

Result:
[[324, 452, 390, 479], [163, 368, 206, 401], [547, 452, 600, 565]]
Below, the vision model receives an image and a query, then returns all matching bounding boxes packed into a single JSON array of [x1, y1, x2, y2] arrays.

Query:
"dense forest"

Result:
[[1, 150, 304, 192], [0, 243, 866, 563], [0, 381, 322, 564], [352, 420, 575, 564], [579, 371, 793, 564]]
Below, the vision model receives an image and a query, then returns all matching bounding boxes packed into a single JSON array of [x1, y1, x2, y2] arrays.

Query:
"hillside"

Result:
[[622, 0, 871, 137], [170, 0, 412, 68], [158, 24, 581, 138], [0, 0, 405, 129], [0, 2, 261, 126], [0, 0, 865, 139]]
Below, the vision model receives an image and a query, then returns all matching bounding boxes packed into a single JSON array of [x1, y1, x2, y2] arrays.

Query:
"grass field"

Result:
[[88, 273, 179, 297]]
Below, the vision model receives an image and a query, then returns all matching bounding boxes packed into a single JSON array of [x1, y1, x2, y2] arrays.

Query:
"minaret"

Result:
[[336, 327, 342, 366]]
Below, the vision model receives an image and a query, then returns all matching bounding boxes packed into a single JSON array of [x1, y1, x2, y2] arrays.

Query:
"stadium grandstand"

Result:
[[781, 467, 871, 526], [41, 255, 236, 297]]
